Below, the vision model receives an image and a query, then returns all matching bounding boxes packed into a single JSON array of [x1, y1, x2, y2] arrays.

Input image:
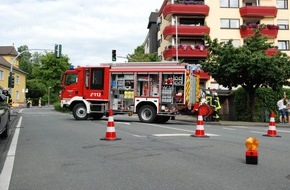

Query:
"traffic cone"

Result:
[[101, 109, 121, 141], [191, 114, 209, 138], [263, 112, 281, 137]]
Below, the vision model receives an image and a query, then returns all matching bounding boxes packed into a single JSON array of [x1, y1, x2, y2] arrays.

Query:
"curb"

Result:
[[175, 115, 290, 128]]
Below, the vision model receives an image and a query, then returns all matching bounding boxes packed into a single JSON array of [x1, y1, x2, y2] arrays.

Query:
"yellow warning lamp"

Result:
[[245, 137, 259, 151], [245, 137, 259, 165]]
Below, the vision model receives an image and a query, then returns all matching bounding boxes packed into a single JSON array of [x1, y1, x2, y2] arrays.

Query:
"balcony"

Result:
[[163, 45, 208, 60], [240, 24, 279, 38], [163, 4, 209, 19], [163, 25, 210, 40], [239, 6, 277, 18], [194, 70, 210, 80]]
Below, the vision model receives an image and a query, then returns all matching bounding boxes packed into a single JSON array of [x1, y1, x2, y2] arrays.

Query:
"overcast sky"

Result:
[[0, 0, 162, 66]]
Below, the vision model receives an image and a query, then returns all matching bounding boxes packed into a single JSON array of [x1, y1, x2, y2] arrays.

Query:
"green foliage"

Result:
[[53, 102, 69, 112], [127, 45, 159, 62], [18, 45, 70, 104], [201, 30, 290, 121], [234, 87, 290, 121]]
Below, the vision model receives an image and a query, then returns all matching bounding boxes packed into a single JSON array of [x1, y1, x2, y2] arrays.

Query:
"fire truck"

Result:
[[60, 62, 213, 123]]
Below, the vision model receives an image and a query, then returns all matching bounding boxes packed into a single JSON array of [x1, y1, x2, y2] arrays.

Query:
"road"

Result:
[[0, 107, 290, 190]]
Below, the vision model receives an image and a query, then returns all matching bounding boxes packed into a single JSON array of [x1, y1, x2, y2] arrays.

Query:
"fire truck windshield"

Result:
[[65, 73, 78, 86]]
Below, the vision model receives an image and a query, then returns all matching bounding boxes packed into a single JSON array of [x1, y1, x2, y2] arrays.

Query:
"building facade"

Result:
[[0, 46, 27, 106], [145, 0, 289, 89]]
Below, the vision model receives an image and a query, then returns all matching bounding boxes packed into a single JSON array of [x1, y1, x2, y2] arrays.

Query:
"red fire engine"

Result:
[[60, 62, 212, 123]]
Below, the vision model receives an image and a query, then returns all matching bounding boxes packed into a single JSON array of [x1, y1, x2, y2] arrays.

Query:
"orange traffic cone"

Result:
[[191, 114, 209, 138], [263, 112, 281, 137], [101, 109, 121, 141]]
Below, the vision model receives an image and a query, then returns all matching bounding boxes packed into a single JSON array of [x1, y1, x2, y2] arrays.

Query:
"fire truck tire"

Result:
[[91, 113, 103, 120], [72, 103, 88, 120], [154, 116, 171, 124], [138, 105, 157, 123]]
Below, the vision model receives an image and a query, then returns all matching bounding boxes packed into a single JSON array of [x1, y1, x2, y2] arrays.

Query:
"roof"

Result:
[[0, 46, 18, 56], [0, 55, 27, 75]]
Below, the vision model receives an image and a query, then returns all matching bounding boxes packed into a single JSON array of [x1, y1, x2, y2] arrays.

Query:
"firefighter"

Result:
[[2, 88, 12, 106], [212, 92, 221, 121]]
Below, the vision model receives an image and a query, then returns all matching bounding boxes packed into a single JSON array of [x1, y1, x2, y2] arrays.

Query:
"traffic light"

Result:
[[112, 49, 116, 61], [8, 72, 15, 88], [54, 44, 62, 58]]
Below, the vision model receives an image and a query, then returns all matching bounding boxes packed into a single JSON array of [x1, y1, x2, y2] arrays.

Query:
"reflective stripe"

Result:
[[269, 126, 276, 130], [196, 125, 204, 130], [198, 115, 203, 120], [106, 127, 116, 132], [108, 116, 114, 122]]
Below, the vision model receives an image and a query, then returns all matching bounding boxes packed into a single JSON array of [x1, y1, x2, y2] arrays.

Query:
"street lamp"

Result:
[[48, 87, 51, 107]]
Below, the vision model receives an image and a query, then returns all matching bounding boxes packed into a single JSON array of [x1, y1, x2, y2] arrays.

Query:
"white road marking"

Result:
[[250, 131, 265, 134], [133, 135, 147, 138], [223, 127, 236, 131], [146, 124, 220, 137], [153, 134, 191, 137], [18, 109, 23, 113], [0, 117, 22, 190], [114, 122, 131, 125], [277, 129, 290, 133], [229, 126, 249, 129]]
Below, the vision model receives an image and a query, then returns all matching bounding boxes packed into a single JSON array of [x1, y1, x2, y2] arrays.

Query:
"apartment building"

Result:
[[145, 0, 289, 89]]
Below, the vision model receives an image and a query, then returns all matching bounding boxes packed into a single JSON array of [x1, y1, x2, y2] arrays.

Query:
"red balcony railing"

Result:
[[163, 45, 208, 60], [163, 25, 210, 39], [163, 4, 209, 19], [239, 6, 277, 18], [240, 24, 279, 38]]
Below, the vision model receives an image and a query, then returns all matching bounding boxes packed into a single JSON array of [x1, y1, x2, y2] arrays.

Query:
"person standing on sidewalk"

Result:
[[277, 97, 287, 124], [287, 98, 290, 123]]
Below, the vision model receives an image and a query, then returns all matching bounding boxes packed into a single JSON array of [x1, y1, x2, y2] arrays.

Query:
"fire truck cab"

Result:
[[61, 62, 210, 123]]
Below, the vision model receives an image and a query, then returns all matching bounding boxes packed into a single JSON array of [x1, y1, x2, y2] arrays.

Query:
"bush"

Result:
[[234, 87, 290, 121], [53, 102, 69, 112]]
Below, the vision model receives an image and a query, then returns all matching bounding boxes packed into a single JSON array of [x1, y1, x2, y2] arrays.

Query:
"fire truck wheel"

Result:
[[154, 116, 171, 124], [73, 103, 88, 120], [138, 105, 157, 123]]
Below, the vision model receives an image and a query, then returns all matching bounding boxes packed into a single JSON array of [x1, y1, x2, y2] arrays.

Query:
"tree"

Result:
[[201, 29, 290, 121], [30, 52, 70, 102], [18, 45, 70, 104], [127, 45, 159, 62], [18, 45, 33, 78]]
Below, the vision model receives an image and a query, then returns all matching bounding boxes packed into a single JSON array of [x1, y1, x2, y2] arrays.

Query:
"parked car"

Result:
[[0, 94, 10, 139]]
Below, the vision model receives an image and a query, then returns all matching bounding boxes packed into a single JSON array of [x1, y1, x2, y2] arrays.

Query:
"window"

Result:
[[180, 18, 205, 25], [220, 0, 239, 8], [16, 76, 20, 85], [278, 40, 289, 50], [220, 19, 240, 29], [220, 39, 241, 47], [0, 70, 3, 80], [277, 19, 289, 30], [90, 68, 104, 90], [277, 0, 288, 9], [16, 91, 20, 100], [65, 73, 78, 86]]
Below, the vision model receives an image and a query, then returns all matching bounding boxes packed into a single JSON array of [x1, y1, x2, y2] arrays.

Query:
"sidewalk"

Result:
[[175, 115, 290, 128]]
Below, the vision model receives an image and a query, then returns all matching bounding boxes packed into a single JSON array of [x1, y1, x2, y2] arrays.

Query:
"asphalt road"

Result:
[[0, 107, 290, 190]]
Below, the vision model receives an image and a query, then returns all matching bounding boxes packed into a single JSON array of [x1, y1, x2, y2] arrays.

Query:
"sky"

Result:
[[0, 0, 163, 66]]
